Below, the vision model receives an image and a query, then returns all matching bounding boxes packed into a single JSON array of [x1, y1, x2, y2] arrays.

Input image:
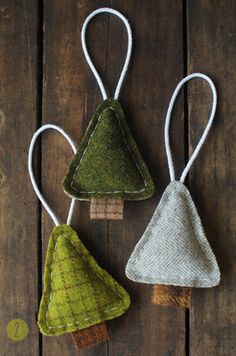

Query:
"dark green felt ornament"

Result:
[[63, 8, 154, 219], [63, 99, 154, 201]]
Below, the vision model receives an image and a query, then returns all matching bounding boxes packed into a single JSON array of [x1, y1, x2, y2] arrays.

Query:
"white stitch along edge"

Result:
[[70, 107, 147, 195], [45, 234, 122, 330]]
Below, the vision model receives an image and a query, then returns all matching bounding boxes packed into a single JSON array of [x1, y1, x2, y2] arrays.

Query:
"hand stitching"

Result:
[[45, 234, 122, 330], [70, 106, 147, 194]]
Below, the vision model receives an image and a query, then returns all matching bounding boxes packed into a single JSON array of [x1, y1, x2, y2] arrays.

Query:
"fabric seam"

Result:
[[44, 234, 122, 330], [70, 106, 147, 194]]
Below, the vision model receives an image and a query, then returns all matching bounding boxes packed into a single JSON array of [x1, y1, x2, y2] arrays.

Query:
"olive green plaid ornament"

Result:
[[38, 224, 130, 336], [28, 123, 130, 349]]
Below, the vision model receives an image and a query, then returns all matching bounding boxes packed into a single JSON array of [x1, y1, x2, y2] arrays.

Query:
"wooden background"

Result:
[[0, 0, 235, 355]]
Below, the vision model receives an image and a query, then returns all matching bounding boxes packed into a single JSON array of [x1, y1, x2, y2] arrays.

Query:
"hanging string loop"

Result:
[[81, 7, 132, 100], [28, 124, 77, 226], [164, 72, 217, 183]]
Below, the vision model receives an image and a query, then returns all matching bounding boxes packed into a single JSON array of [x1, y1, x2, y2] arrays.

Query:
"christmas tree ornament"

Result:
[[28, 124, 130, 349], [63, 8, 154, 220], [125, 73, 221, 307]]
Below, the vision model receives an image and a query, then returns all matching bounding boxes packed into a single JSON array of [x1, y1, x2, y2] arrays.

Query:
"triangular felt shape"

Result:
[[38, 225, 130, 336], [125, 181, 220, 287], [63, 99, 154, 200]]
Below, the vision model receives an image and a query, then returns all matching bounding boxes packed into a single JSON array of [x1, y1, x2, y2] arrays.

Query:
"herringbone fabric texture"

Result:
[[125, 181, 220, 287]]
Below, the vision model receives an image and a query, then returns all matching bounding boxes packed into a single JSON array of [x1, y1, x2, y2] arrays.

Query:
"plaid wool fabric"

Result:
[[38, 225, 130, 336], [90, 198, 124, 220]]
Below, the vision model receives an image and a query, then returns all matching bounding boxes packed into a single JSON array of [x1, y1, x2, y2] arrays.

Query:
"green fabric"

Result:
[[63, 99, 154, 200], [38, 224, 130, 336]]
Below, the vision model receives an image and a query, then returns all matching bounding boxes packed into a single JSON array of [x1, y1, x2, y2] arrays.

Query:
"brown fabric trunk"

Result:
[[152, 284, 192, 308], [90, 198, 124, 220], [71, 322, 109, 349]]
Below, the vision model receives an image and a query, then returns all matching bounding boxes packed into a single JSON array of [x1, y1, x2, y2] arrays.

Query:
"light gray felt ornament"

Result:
[[125, 73, 221, 290]]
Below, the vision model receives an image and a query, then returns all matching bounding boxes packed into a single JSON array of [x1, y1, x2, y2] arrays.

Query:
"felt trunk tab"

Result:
[[152, 284, 192, 308], [90, 198, 124, 220], [71, 322, 109, 349]]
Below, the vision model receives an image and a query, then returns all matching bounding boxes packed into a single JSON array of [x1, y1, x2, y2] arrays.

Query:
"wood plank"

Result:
[[187, 1, 236, 355], [0, 1, 39, 355], [42, 1, 110, 355], [107, 1, 186, 355]]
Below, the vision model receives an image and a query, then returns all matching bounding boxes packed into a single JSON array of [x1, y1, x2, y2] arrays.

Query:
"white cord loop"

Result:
[[81, 7, 132, 100], [165, 73, 217, 183], [28, 124, 77, 226]]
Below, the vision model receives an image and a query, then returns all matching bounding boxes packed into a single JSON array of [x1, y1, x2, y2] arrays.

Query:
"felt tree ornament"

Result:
[[28, 124, 130, 349], [63, 8, 154, 220], [125, 73, 221, 308]]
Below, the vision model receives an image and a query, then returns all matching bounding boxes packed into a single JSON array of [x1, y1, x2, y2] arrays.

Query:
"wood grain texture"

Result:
[[42, 1, 185, 355], [2, 1, 235, 355], [0, 1, 39, 355], [187, 1, 236, 355], [42, 1, 109, 355], [107, 1, 186, 355]]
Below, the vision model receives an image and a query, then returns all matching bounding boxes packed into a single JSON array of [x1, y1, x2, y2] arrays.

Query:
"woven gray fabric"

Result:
[[125, 181, 220, 288]]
